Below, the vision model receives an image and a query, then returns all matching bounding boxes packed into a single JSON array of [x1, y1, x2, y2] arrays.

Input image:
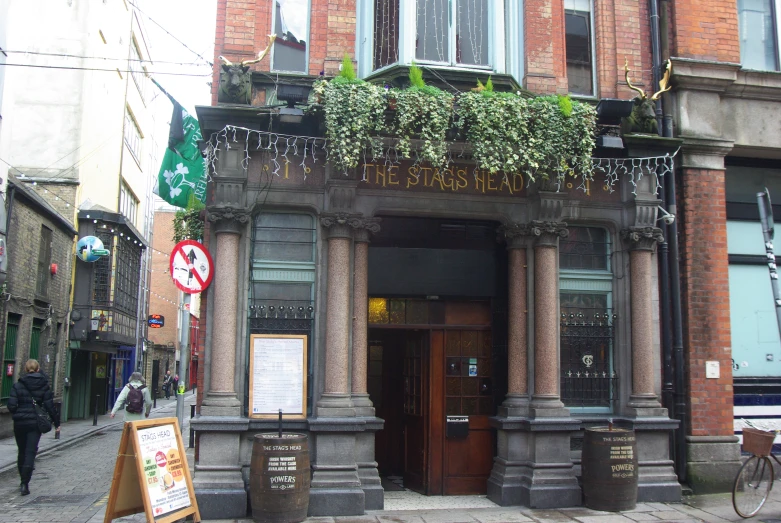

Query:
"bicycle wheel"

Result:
[[733, 455, 774, 518]]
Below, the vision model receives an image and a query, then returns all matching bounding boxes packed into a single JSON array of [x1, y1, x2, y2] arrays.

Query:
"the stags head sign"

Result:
[[218, 35, 276, 105], [621, 58, 672, 135]]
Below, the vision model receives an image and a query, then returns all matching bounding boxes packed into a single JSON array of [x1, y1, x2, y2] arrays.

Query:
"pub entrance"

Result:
[[368, 301, 495, 495], [366, 216, 506, 495]]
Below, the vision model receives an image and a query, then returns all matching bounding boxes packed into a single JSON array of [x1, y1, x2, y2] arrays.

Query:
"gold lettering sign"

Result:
[[359, 162, 526, 197]]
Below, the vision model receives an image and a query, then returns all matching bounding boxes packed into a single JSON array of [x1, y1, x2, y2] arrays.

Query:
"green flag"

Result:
[[153, 81, 207, 208]]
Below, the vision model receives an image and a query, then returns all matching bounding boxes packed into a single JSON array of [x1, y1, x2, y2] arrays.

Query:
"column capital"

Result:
[[207, 206, 251, 234], [353, 217, 382, 243], [498, 223, 533, 249], [530, 220, 569, 247], [622, 226, 664, 252]]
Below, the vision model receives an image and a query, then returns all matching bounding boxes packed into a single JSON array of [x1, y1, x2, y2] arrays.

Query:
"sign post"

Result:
[[169, 240, 214, 294], [104, 417, 200, 523], [757, 188, 781, 343]]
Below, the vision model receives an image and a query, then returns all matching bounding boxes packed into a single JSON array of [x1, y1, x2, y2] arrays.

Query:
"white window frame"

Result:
[[270, 0, 312, 74], [123, 107, 143, 165], [737, 0, 781, 71], [358, 0, 506, 78], [564, 0, 597, 97], [129, 37, 148, 104], [119, 181, 139, 225]]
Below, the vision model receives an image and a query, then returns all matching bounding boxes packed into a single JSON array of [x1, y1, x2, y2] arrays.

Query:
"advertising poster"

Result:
[[135, 424, 190, 518]]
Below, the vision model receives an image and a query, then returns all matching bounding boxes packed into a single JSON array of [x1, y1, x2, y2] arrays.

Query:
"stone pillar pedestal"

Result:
[[351, 220, 384, 510], [308, 213, 364, 517]]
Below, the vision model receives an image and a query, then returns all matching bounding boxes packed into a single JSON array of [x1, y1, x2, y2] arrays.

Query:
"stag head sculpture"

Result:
[[217, 34, 277, 105], [620, 58, 672, 135]]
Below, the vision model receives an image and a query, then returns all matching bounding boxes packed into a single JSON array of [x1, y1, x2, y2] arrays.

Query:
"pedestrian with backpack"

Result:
[[110, 372, 152, 422]]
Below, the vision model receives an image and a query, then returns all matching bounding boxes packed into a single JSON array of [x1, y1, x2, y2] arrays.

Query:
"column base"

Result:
[[686, 435, 742, 494], [316, 393, 356, 417], [200, 391, 242, 416], [626, 417, 682, 503], [351, 393, 375, 417], [308, 487, 365, 517], [628, 393, 662, 410], [530, 395, 569, 418], [487, 417, 581, 509], [498, 394, 530, 417]]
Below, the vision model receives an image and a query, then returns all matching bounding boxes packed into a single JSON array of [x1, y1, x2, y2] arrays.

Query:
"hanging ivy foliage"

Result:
[[172, 196, 205, 244]]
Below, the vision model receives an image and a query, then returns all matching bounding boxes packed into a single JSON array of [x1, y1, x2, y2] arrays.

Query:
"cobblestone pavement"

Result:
[[2, 392, 781, 523]]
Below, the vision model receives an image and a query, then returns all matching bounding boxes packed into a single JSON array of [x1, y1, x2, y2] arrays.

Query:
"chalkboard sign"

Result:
[[104, 417, 200, 523], [248, 334, 307, 419]]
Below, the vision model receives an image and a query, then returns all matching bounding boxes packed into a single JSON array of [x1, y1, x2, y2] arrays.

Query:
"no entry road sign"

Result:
[[169, 240, 214, 294]]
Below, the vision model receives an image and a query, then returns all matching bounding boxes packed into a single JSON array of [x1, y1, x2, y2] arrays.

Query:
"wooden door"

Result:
[[430, 327, 495, 495], [403, 331, 427, 493]]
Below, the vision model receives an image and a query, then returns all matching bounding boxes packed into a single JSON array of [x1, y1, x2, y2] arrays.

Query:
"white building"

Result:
[[0, 0, 167, 421]]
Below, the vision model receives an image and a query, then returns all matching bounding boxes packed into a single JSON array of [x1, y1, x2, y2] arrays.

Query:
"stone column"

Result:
[[351, 219, 381, 413], [201, 209, 249, 414], [622, 226, 665, 411], [190, 142, 250, 520], [350, 218, 384, 510], [530, 220, 569, 415], [309, 212, 365, 517]]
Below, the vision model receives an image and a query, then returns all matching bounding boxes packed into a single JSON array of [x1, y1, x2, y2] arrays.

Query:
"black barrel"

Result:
[[250, 433, 310, 523], [581, 427, 638, 511]]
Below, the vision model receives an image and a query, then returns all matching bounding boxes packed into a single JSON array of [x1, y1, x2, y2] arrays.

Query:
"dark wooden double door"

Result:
[[369, 301, 495, 495]]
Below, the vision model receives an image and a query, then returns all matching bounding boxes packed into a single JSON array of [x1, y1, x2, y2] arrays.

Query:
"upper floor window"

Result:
[[272, 0, 310, 73], [738, 0, 778, 70], [416, 0, 490, 67], [565, 0, 596, 96], [363, 1, 506, 76], [124, 108, 143, 163], [130, 38, 148, 102], [119, 181, 138, 225], [36, 226, 52, 299]]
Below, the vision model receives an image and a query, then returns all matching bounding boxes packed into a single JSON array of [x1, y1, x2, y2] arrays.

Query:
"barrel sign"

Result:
[[581, 427, 638, 511], [250, 433, 310, 523]]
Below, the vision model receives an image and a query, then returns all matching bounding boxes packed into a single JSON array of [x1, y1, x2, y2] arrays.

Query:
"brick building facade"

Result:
[[0, 174, 76, 438]]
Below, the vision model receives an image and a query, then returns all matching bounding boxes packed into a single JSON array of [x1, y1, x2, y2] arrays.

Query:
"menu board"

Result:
[[136, 424, 190, 516], [104, 417, 199, 523], [249, 334, 307, 419]]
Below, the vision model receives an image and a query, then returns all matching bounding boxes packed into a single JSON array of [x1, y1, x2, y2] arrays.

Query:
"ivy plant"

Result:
[[390, 64, 454, 167], [173, 197, 205, 243], [312, 56, 386, 172]]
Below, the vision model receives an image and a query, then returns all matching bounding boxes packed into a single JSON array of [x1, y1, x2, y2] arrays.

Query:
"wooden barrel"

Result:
[[250, 433, 310, 523], [581, 427, 638, 511]]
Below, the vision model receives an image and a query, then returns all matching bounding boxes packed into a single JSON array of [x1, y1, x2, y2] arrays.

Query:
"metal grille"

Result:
[[91, 230, 114, 306], [1, 315, 20, 403], [113, 234, 141, 316], [560, 304, 617, 408]]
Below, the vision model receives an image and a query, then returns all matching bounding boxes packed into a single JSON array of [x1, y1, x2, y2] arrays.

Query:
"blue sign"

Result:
[[76, 236, 109, 262]]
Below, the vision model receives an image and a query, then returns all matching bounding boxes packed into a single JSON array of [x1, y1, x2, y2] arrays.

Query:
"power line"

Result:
[[3, 49, 211, 68], [0, 62, 212, 77], [127, 1, 214, 68]]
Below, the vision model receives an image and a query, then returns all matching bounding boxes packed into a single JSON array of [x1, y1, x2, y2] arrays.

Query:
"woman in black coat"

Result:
[[7, 359, 61, 495]]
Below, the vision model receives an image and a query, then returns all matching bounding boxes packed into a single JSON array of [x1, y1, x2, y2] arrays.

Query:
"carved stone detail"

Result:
[[498, 223, 533, 250], [530, 221, 569, 247], [622, 226, 664, 251], [353, 217, 382, 243], [207, 206, 251, 234]]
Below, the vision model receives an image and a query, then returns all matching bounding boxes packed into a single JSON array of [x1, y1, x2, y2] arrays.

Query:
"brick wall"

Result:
[[670, 0, 740, 63], [678, 167, 734, 437], [0, 192, 74, 438], [148, 211, 179, 348]]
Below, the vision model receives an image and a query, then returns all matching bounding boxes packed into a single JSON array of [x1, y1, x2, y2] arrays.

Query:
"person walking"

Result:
[[110, 372, 152, 422], [172, 374, 180, 395], [7, 359, 61, 496], [162, 370, 172, 400]]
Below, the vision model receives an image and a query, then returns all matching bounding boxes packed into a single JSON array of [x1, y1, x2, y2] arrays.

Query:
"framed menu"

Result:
[[248, 334, 307, 419]]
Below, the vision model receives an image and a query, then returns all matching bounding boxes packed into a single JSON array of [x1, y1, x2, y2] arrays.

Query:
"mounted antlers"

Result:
[[219, 34, 277, 67], [624, 58, 672, 101]]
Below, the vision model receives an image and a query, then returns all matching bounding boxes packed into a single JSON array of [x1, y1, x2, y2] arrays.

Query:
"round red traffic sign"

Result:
[[169, 240, 214, 294]]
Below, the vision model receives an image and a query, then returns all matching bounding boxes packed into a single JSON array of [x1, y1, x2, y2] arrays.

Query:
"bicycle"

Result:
[[733, 425, 779, 518]]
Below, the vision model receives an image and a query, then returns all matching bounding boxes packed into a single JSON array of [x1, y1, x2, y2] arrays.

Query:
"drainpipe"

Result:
[[657, 0, 688, 482]]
